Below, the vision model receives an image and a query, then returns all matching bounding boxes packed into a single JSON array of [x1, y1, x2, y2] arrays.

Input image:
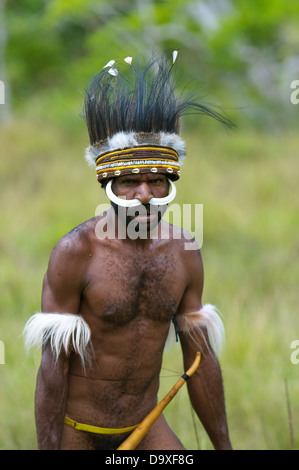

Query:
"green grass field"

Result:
[[0, 117, 298, 449]]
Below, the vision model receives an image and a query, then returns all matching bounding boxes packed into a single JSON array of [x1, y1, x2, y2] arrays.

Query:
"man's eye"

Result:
[[122, 179, 135, 184], [152, 179, 163, 184]]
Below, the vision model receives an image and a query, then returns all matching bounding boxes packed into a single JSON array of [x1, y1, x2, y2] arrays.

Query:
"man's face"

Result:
[[109, 173, 169, 231]]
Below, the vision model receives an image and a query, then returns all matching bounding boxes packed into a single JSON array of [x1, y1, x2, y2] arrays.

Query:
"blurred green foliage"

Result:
[[2, 0, 299, 129], [1, 1, 299, 450]]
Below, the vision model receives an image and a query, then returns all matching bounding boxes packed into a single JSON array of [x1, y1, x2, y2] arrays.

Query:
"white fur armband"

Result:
[[23, 313, 91, 367], [176, 304, 225, 356]]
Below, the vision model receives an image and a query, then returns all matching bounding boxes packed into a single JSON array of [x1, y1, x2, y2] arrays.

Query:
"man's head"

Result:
[[83, 53, 234, 206]]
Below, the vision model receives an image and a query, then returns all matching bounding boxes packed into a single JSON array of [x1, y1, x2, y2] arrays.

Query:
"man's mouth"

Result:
[[133, 212, 157, 223]]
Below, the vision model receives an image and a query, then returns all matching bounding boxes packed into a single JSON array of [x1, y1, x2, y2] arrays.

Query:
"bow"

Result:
[[117, 351, 201, 450]]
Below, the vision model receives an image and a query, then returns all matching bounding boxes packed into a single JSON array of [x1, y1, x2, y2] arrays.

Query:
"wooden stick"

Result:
[[117, 352, 201, 450]]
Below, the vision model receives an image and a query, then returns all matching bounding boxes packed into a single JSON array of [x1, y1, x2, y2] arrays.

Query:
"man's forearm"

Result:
[[187, 356, 232, 450], [35, 364, 68, 450]]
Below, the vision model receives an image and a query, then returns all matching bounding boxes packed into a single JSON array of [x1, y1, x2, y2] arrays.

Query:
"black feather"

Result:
[[83, 55, 234, 145]]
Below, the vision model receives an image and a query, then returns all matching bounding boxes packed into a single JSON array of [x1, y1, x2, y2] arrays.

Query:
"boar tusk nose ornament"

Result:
[[105, 178, 177, 208]]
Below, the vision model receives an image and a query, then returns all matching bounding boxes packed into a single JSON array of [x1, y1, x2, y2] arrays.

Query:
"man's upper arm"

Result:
[[176, 245, 212, 357], [41, 234, 87, 314], [178, 246, 204, 316]]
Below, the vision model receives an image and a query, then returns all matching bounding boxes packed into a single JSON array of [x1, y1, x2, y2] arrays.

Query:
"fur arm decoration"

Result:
[[23, 313, 91, 367], [176, 304, 225, 356]]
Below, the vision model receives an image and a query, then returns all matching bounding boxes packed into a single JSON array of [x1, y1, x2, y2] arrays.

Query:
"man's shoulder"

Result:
[[44, 218, 99, 291], [161, 222, 201, 252], [50, 217, 98, 261], [163, 224, 203, 278]]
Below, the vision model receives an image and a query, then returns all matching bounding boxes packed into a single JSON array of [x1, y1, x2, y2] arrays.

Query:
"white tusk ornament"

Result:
[[105, 179, 177, 208]]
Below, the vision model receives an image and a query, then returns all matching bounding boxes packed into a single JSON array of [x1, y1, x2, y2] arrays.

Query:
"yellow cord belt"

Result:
[[64, 416, 139, 435]]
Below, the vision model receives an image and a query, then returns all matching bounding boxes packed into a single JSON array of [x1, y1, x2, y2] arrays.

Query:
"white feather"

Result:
[[23, 313, 91, 367], [107, 131, 138, 150], [158, 132, 186, 162], [103, 60, 115, 69], [84, 145, 99, 168], [108, 67, 118, 76], [177, 304, 225, 356]]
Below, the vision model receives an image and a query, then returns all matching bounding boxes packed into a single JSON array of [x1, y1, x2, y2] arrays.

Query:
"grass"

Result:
[[0, 116, 298, 450]]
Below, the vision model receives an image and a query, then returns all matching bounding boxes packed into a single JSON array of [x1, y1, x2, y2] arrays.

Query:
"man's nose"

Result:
[[134, 183, 153, 204]]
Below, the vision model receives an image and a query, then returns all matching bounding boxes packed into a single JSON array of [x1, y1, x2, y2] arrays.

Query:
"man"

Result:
[[24, 53, 233, 450]]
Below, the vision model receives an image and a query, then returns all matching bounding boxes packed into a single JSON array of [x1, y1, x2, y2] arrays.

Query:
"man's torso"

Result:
[[62, 217, 189, 432]]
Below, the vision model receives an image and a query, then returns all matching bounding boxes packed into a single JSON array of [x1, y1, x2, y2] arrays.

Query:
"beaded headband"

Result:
[[94, 144, 181, 181]]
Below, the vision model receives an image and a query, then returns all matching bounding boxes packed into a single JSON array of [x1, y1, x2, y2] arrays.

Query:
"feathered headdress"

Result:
[[83, 52, 233, 182]]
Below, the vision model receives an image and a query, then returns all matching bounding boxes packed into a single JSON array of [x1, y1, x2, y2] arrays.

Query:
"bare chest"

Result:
[[82, 244, 186, 325]]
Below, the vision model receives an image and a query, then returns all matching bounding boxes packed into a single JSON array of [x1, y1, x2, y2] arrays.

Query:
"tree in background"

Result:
[[3, 0, 299, 128]]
